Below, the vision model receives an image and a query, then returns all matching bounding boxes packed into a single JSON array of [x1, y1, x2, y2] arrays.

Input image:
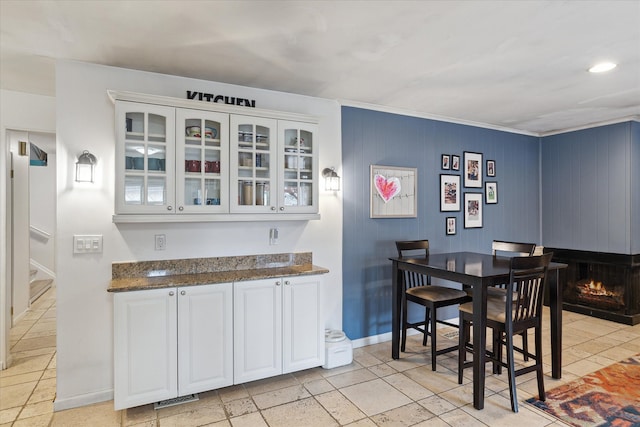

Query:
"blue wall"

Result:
[[341, 107, 540, 340], [541, 122, 635, 254]]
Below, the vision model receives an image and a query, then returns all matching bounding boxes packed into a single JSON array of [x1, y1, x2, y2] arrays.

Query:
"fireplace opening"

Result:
[[546, 248, 639, 325]]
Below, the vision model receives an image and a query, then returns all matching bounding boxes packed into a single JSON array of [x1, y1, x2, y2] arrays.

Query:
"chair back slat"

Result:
[[508, 253, 552, 324], [396, 240, 430, 290], [492, 240, 536, 257]]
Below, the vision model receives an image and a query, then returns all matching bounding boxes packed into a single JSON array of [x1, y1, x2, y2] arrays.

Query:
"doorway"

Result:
[[5, 129, 56, 366]]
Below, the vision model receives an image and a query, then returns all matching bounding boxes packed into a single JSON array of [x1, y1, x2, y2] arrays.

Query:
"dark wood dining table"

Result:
[[390, 251, 566, 410]]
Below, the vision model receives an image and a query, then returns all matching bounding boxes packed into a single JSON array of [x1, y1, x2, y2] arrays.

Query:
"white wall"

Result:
[[0, 90, 55, 370], [54, 60, 343, 409]]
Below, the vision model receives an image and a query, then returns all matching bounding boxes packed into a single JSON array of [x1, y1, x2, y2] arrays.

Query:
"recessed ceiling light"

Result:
[[588, 62, 617, 73]]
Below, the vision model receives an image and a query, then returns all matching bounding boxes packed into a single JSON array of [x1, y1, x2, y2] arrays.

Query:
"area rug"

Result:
[[526, 353, 640, 427]]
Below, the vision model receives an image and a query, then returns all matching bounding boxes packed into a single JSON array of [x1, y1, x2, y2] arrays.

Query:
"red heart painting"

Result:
[[374, 174, 401, 203]]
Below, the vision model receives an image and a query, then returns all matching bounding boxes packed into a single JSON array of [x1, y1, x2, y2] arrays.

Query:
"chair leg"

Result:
[[423, 307, 430, 346], [401, 296, 408, 352], [521, 331, 529, 361], [430, 305, 437, 371], [505, 331, 518, 413], [535, 327, 546, 401], [492, 329, 501, 374]]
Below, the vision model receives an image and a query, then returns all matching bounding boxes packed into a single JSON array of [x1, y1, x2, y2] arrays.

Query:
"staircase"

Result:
[[30, 268, 52, 304]]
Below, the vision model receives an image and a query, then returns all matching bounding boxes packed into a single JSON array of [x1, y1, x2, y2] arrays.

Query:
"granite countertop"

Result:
[[108, 252, 329, 293]]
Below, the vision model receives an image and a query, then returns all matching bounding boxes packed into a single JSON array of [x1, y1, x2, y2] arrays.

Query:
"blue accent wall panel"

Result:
[[632, 121, 640, 254], [342, 107, 540, 340], [541, 123, 632, 253]]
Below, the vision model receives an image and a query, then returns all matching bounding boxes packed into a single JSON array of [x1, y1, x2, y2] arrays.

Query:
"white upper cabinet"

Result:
[[115, 101, 176, 214], [111, 91, 320, 222]]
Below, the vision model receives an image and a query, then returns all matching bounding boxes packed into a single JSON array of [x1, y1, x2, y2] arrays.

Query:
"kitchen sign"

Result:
[[187, 91, 256, 108]]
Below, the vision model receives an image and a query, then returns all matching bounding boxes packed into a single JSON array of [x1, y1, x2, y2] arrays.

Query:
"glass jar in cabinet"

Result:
[[230, 116, 277, 213], [176, 109, 229, 213], [279, 121, 318, 214], [115, 101, 176, 214]]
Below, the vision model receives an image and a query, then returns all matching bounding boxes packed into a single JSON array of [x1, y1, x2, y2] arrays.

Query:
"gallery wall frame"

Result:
[[451, 155, 460, 171], [464, 151, 483, 188], [441, 154, 450, 170], [485, 181, 498, 204], [446, 216, 457, 235], [486, 160, 496, 177], [464, 192, 483, 228], [440, 174, 461, 212], [370, 165, 417, 218]]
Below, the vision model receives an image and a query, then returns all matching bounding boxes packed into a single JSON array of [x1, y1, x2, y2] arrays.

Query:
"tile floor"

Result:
[[2, 286, 640, 426]]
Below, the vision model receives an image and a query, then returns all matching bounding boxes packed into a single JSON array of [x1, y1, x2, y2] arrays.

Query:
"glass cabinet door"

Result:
[[115, 101, 175, 214], [176, 109, 229, 213], [278, 121, 318, 213], [230, 116, 277, 213]]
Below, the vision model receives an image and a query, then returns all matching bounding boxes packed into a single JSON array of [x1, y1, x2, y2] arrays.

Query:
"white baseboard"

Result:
[[29, 259, 56, 281], [349, 317, 459, 349], [54, 389, 113, 412]]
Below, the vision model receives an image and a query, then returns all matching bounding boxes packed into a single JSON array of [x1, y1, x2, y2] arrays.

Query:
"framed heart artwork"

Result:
[[370, 165, 417, 218]]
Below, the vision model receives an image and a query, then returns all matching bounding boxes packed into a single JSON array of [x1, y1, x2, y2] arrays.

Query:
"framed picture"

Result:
[[441, 154, 450, 170], [451, 155, 460, 171], [464, 192, 483, 228], [370, 165, 417, 218], [464, 151, 482, 187], [486, 160, 496, 177], [446, 217, 456, 235], [440, 174, 461, 211], [485, 181, 498, 204]]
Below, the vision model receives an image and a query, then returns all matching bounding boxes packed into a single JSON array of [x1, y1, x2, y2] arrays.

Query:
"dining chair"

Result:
[[457, 252, 552, 412], [490, 240, 536, 361], [396, 240, 471, 371]]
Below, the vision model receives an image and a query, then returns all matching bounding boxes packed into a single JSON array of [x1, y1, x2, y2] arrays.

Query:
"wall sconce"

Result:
[[322, 167, 341, 191], [75, 150, 97, 182]]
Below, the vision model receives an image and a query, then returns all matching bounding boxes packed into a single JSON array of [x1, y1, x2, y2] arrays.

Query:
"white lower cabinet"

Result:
[[234, 276, 323, 384], [114, 283, 233, 410], [114, 275, 322, 410]]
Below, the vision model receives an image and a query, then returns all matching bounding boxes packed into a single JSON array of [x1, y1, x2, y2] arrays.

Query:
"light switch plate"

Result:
[[73, 235, 103, 254]]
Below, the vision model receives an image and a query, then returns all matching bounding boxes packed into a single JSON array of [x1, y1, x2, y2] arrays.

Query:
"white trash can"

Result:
[[322, 329, 353, 369]]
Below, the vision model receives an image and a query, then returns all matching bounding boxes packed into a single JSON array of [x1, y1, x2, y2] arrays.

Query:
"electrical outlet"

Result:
[[155, 234, 166, 250]]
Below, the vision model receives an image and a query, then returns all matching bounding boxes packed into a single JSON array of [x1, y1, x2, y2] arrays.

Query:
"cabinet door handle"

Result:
[[178, 206, 184, 211], [276, 281, 281, 286], [167, 206, 173, 211], [180, 290, 186, 296], [279, 207, 285, 211], [284, 280, 290, 286], [271, 206, 276, 211], [169, 291, 175, 296]]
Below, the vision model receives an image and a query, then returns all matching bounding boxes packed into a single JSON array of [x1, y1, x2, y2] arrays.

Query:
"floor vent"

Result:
[[154, 394, 199, 410]]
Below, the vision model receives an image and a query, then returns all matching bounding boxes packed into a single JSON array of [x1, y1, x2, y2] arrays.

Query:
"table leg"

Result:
[[392, 260, 401, 360], [472, 281, 487, 410], [549, 269, 562, 379]]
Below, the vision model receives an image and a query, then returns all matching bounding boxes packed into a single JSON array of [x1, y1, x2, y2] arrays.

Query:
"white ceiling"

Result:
[[1, 0, 639, 135]]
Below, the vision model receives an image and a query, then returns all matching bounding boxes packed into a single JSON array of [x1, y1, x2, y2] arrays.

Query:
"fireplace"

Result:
[[546, 248, 640, 325]]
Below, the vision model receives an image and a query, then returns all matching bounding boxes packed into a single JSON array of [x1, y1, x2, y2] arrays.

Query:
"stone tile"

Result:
[[157, 403, 227, 427], [122, 403, 156, 426], [370, 402, 435, 426], [223, 397, 257, 417], [460, 392, 552, 426], [243, 374, 299, 396], [367, 363, 397, 378], [315, 390, 366, 425], [12, 413, 52, 427], [0, 407, 21, 424], [325, 367, 377, 389], [50, 401, 121, 426], [0, 381, 37, 410], [303, 378, 335, 395], [383, 372, 434, 401], [252, 384, 310, 410], [17, 400, 53, 420], [260, 397, 337, 427], [416, 394, 457, 415], [438, 407, 485, 427], [27, 378, 56, 404], [217, 385, 249, 403], [344, 418, 378, 427], [0, 354, 52, 378], [291, 367, 324, 383], [340, 378, 412, 416], [229, 411, 268, 427]]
